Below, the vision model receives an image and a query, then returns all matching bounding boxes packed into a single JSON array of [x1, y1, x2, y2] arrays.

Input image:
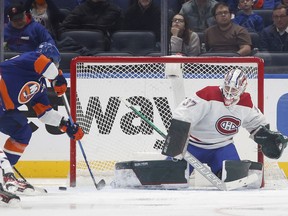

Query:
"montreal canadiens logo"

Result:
[[216, 116, 241, 135], [18, 81, 40, 104]]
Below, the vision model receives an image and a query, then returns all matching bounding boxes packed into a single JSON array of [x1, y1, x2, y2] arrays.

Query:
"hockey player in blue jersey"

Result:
[[0, 42, 84, 204]]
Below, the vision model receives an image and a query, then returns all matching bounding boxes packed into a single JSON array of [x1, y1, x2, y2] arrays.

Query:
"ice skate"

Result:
[[0, 183, 20, 206], [3, 172, 35, 195]]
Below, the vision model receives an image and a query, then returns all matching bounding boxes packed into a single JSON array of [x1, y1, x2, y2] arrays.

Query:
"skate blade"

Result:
[[16, 186, 47, 196], [0, 197, 20, 208]]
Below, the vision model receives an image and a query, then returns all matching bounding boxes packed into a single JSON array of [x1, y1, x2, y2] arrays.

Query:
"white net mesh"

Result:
[[71, 56, 280, 187]]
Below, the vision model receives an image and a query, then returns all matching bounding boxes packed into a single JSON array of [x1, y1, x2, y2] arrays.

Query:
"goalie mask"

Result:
[[222, 69, 247, 107], [37, 42, 61, 68]]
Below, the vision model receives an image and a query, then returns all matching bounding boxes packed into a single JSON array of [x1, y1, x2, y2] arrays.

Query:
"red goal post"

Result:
[[69, 56, 264, 187]]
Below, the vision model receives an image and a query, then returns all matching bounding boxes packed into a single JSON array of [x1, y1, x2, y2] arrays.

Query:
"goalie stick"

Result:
[[120, 97, 258, 191], [62, 94, 105, 190]]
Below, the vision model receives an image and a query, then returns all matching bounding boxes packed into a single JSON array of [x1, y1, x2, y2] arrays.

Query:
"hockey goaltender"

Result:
[[113, 69, 287, 190]]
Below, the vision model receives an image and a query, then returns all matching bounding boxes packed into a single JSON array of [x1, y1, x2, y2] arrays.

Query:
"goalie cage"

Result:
[[69, 56, 287, 189]]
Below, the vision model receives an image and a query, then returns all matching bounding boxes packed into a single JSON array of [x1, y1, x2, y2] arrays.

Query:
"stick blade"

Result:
[[96, 179, 106, 190]]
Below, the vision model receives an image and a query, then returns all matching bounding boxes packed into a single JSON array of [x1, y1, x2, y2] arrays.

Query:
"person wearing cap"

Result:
[[4, 3, 55, 52]]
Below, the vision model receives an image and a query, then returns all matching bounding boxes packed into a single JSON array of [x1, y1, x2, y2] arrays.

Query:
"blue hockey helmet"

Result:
[[37, 42, 61, 68]]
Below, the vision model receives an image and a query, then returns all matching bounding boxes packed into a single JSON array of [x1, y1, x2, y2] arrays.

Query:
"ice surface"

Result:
[[1, 178, 288, 216]]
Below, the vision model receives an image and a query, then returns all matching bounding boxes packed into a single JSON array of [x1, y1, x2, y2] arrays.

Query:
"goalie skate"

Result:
[[0, 183, 20, 206], [3, 172, 36, 195]]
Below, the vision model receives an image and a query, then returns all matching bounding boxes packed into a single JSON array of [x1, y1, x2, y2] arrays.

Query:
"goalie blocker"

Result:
[[162, 119, 191, 160]]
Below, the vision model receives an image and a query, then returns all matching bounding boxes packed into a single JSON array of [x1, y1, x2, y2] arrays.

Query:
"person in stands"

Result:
[[170, 13, 200, 56], [233, 0, 264, 33], [4, 3, 55, 52], [179, 0, 217, 32], [58, 0, 123, 48], [24, 0, 67, 40], [260, 4, 288, 51], [123, 0, 161, 43], [204, 2, 252, 56]]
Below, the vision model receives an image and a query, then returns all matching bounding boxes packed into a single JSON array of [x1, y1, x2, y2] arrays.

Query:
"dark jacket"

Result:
[[123, 2, 161, 42], [58, 0, 123, 36], [260, 24, 288, 51]]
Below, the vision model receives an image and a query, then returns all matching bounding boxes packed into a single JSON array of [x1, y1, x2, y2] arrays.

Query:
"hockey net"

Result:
[[69, 56, 286, 188]]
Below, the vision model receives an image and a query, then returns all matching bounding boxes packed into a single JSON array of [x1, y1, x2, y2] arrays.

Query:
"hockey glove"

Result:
[[51, 70, 67, 97], [250, 125, 287, 159], [59, 118, 84, 141]]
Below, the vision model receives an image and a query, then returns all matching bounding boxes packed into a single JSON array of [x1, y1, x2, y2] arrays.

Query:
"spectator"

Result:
[[123, 0, 161, 43], [233, 0, 264, 33], [24, 0, 67, 40], [179, 0, 218, 32], [4, 3, 55, 52], [170, 14, 200, 56], [204, 2, 252, 56], [280, 0, 288, 6], [259, 4, 288, 51], [221, 0, 239, 14], [58, 0, 123, 48]]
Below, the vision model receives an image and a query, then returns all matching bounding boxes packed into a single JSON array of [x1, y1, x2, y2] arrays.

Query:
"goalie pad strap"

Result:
[[161, 119, 191, 158]]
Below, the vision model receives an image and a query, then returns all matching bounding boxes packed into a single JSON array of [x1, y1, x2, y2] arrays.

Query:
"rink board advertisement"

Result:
[[1, 76, 288, 177]]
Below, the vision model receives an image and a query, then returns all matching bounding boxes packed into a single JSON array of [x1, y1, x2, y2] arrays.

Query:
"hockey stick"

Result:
[[120, 97, 258, 191], [62, 94, 105, 190], [13, 166, 47, 194]]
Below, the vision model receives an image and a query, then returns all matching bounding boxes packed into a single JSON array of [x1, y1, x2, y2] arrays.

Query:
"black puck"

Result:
[[58, 186, 67, 191]]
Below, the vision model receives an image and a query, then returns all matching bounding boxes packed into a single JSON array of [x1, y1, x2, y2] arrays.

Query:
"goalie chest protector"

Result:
[[112, 160, 189, 189]]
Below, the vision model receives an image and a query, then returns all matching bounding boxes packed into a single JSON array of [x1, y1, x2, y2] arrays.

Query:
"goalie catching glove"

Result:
[[250, 125, 287, 159], [59, 117, 84, 141], [51, 70, 67, 97]]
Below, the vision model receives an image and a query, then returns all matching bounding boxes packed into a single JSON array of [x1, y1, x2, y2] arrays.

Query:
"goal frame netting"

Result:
[[69, 56, 264, 187]]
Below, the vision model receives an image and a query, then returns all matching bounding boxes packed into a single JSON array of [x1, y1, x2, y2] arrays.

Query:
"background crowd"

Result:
[[2, 0, 288, 66]]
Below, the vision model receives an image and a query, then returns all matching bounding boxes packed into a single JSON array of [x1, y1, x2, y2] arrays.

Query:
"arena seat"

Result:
[[94, 52, 133, 56], [59, 30, 106, 53], [253, 9, 273, 27], [59, 52, 80, 73], [198, 52, 241, 57], [110, 31, 157, 55], [254, 51, 288, 74], [249, 32, 260, 51]]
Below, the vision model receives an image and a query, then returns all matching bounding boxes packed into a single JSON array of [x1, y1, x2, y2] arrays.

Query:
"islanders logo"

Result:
[[18, 81, 40, 104]]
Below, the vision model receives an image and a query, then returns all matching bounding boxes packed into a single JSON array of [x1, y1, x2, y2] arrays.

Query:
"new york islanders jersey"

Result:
[[0, 52, 58, 117], [173, 86, 267, 149]]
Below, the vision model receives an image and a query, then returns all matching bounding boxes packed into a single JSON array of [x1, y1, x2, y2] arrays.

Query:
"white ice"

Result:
[[1, 178, 288, 216]]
